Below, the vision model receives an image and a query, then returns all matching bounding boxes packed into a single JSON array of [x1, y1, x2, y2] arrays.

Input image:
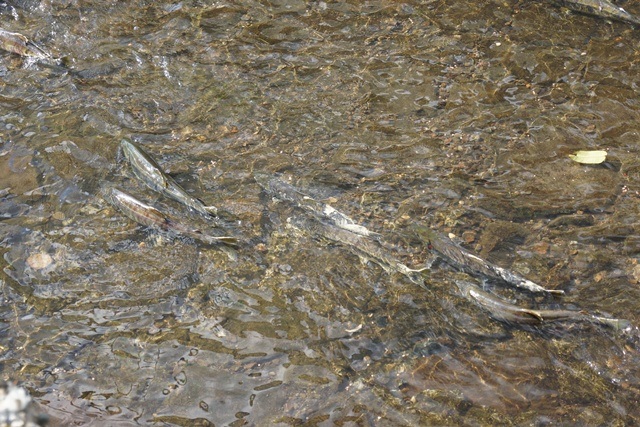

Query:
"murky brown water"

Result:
[[3, 0, 640, 425]]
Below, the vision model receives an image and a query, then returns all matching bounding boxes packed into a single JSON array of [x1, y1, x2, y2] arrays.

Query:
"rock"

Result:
[[26, 252, 52, 270]]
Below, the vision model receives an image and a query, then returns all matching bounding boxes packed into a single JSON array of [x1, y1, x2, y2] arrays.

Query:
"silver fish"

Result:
[[412, 223, 563, 295], [0, 28, 49, 59], [286, 214, 425, 285], [321, 204, 381, 238], [253, 172, 306, 205], [120, 139, 218, 217], [102, 186, 236, 246], [549, 0, 640, 25], [455, 279, 629, 329], [456, 279, 546, 324], [254, 173, 380, 238]]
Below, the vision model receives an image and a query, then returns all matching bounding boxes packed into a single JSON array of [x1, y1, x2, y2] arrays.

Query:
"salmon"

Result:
[[120, 139, 217, 217], [412, 223, 563, 295], [549, 0, 640, 25], [102, 186, 236, 246]]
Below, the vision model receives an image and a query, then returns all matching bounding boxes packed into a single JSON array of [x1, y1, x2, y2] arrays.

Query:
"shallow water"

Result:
[[2, 0, 640, 425]]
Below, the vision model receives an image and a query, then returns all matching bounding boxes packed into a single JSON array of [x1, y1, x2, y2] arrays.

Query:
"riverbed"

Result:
[[2, 1, 640, 425]]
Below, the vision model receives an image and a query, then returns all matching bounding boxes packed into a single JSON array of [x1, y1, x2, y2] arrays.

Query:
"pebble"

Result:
[[26, 252, 53, 270], [462, 230, 476, 244], [532, 241, 549, 255], [632, 264, 640, 284], [594, 271, 606, 283]]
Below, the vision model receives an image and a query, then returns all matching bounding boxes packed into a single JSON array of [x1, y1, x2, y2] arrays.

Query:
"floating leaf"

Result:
[[568, 150, 607, 164]]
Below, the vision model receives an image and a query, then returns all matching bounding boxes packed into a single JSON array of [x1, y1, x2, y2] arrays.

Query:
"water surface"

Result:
[[2, 1, 640, 425]]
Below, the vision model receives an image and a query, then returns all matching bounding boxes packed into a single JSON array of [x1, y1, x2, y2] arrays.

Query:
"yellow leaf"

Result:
[[568, 150, 607, 164]]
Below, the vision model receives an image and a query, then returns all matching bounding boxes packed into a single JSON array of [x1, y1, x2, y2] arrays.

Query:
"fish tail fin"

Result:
[[525, 309, 544, 322]]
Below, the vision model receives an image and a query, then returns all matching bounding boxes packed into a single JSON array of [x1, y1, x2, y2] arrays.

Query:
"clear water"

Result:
[[2, 1, 640, 425]]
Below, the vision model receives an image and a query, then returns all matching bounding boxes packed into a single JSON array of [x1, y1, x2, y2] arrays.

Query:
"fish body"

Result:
[[254, 173, 380, 237], [321, 204, 381, 238], [287, 214, 425, 285], [412, 223, 563, 295], [255, 174, 411, 276], [455, 280, 544, 324], [120, 139, 217, 217], [103, 186, 236, 246], [456, 279, 628, 328], [0, 28, 49, 59], [103, 185, 170, 229], [120, 139, 170, 192], [549, 0, 640, 25], [253, 172, 306, 205]]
